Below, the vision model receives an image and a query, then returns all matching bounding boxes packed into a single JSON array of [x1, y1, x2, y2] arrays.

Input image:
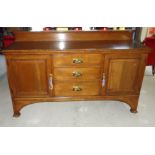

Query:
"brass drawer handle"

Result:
[[72, 85, 82, 91], [73, 58, 83, 64], [72, 71, 82, 77]]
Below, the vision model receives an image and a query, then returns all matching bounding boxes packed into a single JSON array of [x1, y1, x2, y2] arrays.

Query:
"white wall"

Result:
[[141, 27, 148, 42], [31, 27, 44, 31]]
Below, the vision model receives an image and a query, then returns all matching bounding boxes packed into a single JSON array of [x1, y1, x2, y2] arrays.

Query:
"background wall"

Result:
[[141, 27, 148, 42]]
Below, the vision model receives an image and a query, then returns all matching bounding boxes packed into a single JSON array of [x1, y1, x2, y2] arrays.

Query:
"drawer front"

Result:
[[54, 81, 101, 96], [53, 54, 102, 67], [53, 67, 101, 81]]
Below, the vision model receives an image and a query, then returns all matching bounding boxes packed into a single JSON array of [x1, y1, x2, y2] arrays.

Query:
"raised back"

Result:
[[14, 30, 133, 42]]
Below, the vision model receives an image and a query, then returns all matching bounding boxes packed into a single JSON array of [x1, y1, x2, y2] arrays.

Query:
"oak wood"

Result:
[[104, 54, 147, 96], [4, 41, 149, 52], [107, 59, 140, 94], [53, 67, 102, 81], [104, 54, 145, 95], [13, 30, 133, 42], [7, 55, 52, 97], [54, 81, 101, 96], [12, 95, 139, 116], [2, 31, 151, 116], [53, 54, 102, 67]]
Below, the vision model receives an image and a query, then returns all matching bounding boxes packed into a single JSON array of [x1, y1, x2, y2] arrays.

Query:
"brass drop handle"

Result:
[[49, 74, 53, 90], [73, 58, 83, 64], [72, 71, 82, 77], [72, 85, 82, 91]]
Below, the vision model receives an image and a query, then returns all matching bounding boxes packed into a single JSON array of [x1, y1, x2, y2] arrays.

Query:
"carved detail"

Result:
[[13, 100, 34, 117], [118, 96, 139, 113], [12, 95, 139, 117]]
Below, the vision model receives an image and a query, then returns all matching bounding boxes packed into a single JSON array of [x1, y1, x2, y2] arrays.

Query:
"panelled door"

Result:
[[7, 55, 53, 97], [103, 54, 146, 95]]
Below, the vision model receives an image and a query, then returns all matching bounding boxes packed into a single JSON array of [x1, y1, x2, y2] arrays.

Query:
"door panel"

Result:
[[104, 54, 146, 95], [107, 59, 140, 93], [7, 55, 52, 97]]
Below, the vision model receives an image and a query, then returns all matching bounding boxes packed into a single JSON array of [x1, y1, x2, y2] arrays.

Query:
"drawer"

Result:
[[53, 67, 101, 81], [54, 81, 101, 96], [53, 54, 102, 67]]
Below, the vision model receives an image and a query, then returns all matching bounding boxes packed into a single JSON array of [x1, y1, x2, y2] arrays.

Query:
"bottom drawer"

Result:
[[54, 81, 101, 96]]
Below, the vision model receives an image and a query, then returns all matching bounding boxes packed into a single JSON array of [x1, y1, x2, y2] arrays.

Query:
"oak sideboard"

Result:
[[2, 31, 150, 117]]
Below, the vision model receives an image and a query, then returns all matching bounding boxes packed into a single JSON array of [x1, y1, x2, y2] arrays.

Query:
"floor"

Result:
[[0, 55, 155, 127], [0, 54, 6, 76]]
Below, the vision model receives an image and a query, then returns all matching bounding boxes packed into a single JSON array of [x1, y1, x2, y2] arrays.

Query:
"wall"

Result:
[[141, 27, 148, 42]]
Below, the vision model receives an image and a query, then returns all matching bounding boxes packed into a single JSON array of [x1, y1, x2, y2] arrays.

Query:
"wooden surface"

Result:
[[53, 67, 101, 81], [104, 54, 146, 95], [53, 54, 102, 67], [4, 40, 148, 52], [6, 55, 52, 97], [13, 30, 133, 42], [54, 81, 101, 96], [2, 31, 150, 116]]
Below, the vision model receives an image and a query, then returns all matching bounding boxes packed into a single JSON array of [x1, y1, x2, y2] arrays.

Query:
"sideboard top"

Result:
[[3, 31, 150, 53], [4, 40, 149, 51]]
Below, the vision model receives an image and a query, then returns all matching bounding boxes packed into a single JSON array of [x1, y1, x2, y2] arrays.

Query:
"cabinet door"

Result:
[[104, 54, 146, 95], [7, 55, 52, 97]]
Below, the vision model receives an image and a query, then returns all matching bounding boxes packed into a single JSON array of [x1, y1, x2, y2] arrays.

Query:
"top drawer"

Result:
[[53, 54, 102, 67]]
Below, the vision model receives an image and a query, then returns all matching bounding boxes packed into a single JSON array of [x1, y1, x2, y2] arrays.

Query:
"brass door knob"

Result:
[[72, 71, 82, 77], [73, 58, 83, 64], [72, 85, 82, 91]]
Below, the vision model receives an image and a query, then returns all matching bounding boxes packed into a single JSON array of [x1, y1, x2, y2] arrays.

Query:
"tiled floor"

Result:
[[0, 55, 155, 126]]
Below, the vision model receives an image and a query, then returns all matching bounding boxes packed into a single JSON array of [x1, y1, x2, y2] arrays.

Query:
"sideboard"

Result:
[[2, 31, 150, 117]]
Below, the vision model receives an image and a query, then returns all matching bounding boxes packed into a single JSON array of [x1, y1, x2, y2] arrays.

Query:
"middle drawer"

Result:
[[53, 67, 101, 81]]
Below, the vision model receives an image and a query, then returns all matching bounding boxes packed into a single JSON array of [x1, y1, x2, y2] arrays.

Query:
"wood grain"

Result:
[[53, 67, 102, 81], [104, 54, 147, 96], [54, 81, 101, 96], [13, 30, 133, 42], [2, 31, 150, 116], [7, 55, 52, 97], [53, 54, 102, 67]]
